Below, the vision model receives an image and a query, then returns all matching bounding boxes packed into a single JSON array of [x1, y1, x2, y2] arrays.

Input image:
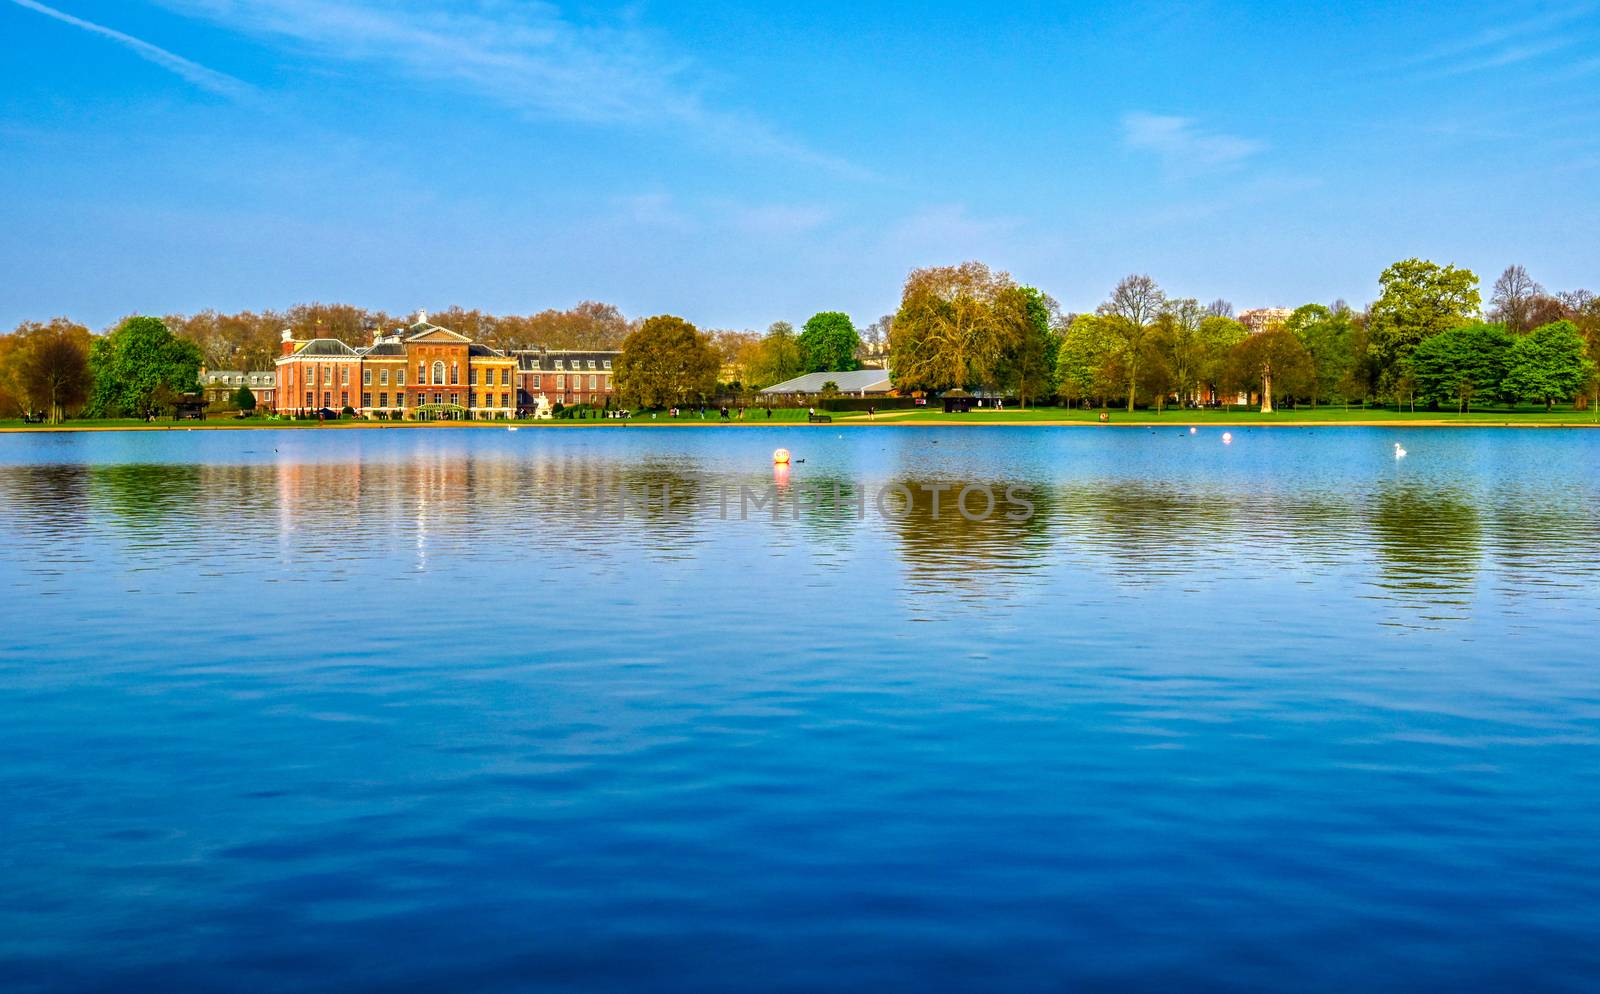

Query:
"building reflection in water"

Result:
[[3, 435, 1599, 631]]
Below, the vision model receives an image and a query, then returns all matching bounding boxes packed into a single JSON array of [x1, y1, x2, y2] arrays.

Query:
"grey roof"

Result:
[[362, 342, 406, 357], [201, 370, 275, 386], [293, 338, 361, 357], [468, 343, 507, 358], [512, 349, 619, 372], [759, 369, 894, 394]]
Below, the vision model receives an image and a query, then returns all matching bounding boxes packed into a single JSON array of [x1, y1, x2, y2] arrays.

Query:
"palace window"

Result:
[[379, 392, 388, 407], [380, 369, 389, 386], [340, 391, 349, 407], [305, 392, 313, 408], [418, 362, 427, 384], [430, 361, 443, 385], [397, 393, 405, 407], [587, 360, 595, 370], [450, 393, 459, 406], [397, 370, 406, 386], [554, 360, 564, 370], [362, 393, 372, 408], [589, 375, 597, 390], [433, 393, 443, 405], [469, 368, 477, 386], [363, 368, 371, 386], [450, 363, 459, 385], [603, 360, 611, 369], [341, 367, 350, 386], [531, 375, 541, 389], [556, 375, 565, 389], [500, 393, 509, 408], [323, 391, 332, 407]]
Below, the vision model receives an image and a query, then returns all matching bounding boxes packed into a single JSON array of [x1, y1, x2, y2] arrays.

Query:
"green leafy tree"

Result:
[[88, 316, 203, 418], [1196, 316, 1248, 404], [614, 314, 720, 408], [994, 285, 1060, 407], [1224, 328, 1312, 412], [1054, 314, 1124, 408], [1502, 320, 1596, 410], [1151, 298, 1207, 407], [1409, 323, 1513, 412], [749, 321, 804, 388], [1367, 259, 1481, 401], [798, 311, 861, 372], [233, 385, 257, 412], [1098, 274, 1166, 412], [1284, 304, 1354, 406]]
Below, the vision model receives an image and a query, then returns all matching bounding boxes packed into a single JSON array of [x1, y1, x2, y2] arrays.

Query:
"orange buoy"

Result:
[[773, 448, 791, 464]]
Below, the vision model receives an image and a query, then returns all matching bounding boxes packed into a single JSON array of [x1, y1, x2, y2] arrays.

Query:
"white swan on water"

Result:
[[1394, 442, 1406, 459]]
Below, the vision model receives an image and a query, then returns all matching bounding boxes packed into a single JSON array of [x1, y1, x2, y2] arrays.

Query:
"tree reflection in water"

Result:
[[1369, 485, 1482, 624]]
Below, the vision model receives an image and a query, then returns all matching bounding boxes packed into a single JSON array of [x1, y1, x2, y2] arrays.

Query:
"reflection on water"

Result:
[[3, 426, 1600, 992], [1370, 486, 1482, 623], [2, 429, 1599, 630]]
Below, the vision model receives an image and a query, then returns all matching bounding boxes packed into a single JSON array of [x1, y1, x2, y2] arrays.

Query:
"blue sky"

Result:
[[3, 0, 1598, 331]]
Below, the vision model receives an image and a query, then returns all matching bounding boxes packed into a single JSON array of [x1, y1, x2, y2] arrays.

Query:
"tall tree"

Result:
[[1367, 258, 1481, 401], [1224, 328, 1311, 413], [614, 315, 719, 408], [0, 318, 93, 422], [1153, 298, 1207, 406], [748, 321, 804, 388], [1488, 264, 1543, 333], [994, 286, 1060, 407], [1410, 323, 1513, 412], [798, 311, 861, 372], [1054, 314, 1124, 409], [1284, 304, 1354, 406], [889, 262, 1017, 393], [87, 316, 204, 418], [1098, 274, 1166, 412], [1196, 315, 1248, 404], [1502, 320, 1596, 410]]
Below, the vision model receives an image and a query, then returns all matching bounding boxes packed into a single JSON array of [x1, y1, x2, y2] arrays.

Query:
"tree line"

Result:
[[885, 259, 1600, 412], [6, 260, 1599, 420]]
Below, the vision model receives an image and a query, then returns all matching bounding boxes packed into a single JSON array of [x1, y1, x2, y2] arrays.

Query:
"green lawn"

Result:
[[846, 404, 1600, 425]]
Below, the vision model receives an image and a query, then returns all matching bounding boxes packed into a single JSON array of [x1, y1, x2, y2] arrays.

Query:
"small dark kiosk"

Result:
[[942, 388, 974, 413], [173, 394, 208, 421]]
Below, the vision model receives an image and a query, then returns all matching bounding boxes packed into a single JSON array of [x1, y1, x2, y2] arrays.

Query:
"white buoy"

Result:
[[1189, 426, 1197, 435], [1222, 432, 1233, 445]]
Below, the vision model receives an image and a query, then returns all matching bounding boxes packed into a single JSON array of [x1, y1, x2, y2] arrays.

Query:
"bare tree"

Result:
[[1489, 264, 1543, 333], [1205, 298, 1234, 318]]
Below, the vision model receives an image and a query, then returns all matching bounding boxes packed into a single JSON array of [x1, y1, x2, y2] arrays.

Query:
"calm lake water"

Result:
[[2, 425, 1599, 992]]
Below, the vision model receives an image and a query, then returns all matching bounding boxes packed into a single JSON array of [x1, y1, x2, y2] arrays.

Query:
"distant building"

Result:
[[274, 311, 518, 419], [514, 349, 620, 412], [759, 369, 895, 397], [1238, 308, 1293, 334], [200, 369, 276, 409], [857, 342, 891, 369]]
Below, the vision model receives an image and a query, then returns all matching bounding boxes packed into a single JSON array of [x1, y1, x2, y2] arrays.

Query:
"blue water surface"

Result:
[[2, 425, 1598, 992]]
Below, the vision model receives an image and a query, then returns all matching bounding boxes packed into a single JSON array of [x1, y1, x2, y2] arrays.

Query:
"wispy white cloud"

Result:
[[6, 0, 251, 97], [1395, 3, 1594, 76], [1121, 112, 1265, 172], [153, 0, 862, 175]]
